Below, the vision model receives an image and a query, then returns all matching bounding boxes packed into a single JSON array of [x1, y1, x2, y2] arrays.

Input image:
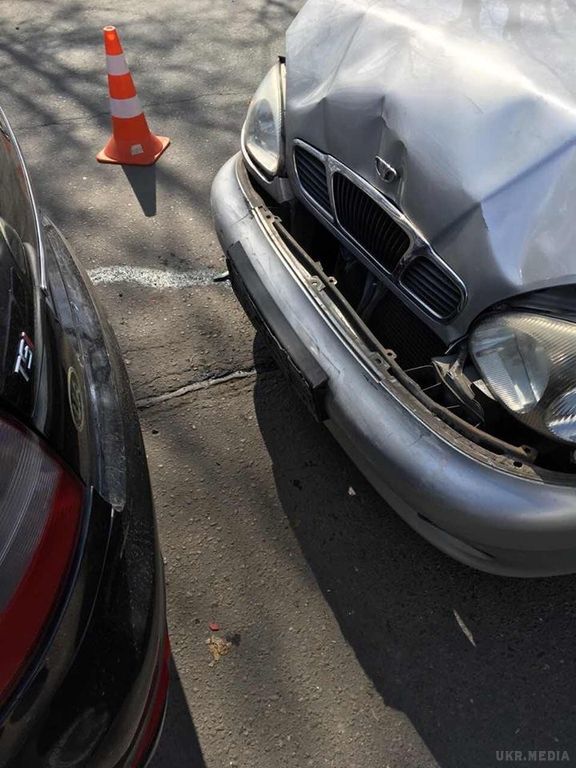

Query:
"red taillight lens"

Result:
[[0, 417, 83, 704], [131, 632, 171, 767]]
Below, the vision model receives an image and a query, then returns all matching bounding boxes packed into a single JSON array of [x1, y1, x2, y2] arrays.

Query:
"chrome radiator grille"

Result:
[[333, 172, 410, 273], [292, 142, 465, 321]]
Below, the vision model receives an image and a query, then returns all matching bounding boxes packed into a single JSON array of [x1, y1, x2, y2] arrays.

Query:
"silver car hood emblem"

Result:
[[375, 156, 398, 183]]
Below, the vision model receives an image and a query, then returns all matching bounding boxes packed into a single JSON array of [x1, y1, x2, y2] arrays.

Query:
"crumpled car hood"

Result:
[[285, 0, 576, 337]]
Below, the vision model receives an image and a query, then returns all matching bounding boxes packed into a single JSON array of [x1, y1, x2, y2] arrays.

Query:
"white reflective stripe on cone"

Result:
[[106, 54, 130, 76], [109, 95, 142, 119]]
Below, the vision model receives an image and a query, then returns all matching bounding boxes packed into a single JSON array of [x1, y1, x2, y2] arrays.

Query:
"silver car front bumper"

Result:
[[211, 154, 576, 577]]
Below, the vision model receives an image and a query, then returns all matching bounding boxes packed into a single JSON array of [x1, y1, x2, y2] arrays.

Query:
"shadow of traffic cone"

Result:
[[97, 26, 170, 166]]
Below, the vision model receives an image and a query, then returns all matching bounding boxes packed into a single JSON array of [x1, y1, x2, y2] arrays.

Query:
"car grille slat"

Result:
[[404, 268, 458, 300], [405, 274, 456, 305], [332, 172, 410, 272], [299, 175, 327, 201], [407, 263, 461, 301], [400, 258, 463, 319], [299, 164, 327, 187], [294, 146, 332, 213], [298, 169, 327, 195], [366, 198, 380, 255]]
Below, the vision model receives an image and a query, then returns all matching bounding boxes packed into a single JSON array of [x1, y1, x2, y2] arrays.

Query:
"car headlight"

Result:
[[470, 312, 576, 444], [241, 61, 285, 178]]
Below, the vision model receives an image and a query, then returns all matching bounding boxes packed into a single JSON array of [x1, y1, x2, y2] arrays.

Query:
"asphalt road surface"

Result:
[[2, 2, 576, 767]]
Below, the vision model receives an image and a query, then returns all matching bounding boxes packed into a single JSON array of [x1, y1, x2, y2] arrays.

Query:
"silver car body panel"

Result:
[[284, 0, 576, 341], [212, 155, 576, 576]]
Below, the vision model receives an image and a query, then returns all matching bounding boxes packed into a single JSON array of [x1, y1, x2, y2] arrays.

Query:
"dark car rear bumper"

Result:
[[0, 219, 167, 768]]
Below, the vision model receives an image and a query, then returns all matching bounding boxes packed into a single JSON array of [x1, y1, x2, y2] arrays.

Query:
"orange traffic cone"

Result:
[[97, 26, 170, 166]]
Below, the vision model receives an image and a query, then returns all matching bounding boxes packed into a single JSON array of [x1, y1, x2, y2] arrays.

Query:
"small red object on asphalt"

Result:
[[209, 622, 220, 632]]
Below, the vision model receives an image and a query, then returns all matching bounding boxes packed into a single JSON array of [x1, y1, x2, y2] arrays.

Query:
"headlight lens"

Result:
[[470, 312, 576, 443], [546, 388, 576, 442], [241, 62, 285, 177], [469, 320, 550, 413]]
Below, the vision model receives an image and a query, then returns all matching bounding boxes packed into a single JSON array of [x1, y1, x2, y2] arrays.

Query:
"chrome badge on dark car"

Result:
[[13, 331, 34, 383]]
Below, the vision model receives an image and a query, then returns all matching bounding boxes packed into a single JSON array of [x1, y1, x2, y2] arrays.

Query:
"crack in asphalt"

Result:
[[136, 367, 257, 410], [88, 265, 228, 289]]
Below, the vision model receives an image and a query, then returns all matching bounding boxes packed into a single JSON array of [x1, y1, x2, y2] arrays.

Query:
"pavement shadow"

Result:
[[149, 658, 206, 767], [121, 164, 157, 218], [251, 332, 576, 768]]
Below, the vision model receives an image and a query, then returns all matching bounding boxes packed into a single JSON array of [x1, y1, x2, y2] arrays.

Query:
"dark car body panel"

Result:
[[0, 109, 166, 766]]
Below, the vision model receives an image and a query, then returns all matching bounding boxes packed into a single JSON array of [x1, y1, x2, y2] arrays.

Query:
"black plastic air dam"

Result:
[[227, 241, 328, 422]]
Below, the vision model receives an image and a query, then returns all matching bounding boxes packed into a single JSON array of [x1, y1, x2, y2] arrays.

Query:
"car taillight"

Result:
[[0, 416, 83, 704], [131, 631, 171, 767]]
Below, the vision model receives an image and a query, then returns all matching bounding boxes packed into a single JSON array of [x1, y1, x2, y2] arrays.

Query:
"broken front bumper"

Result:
[[211, 154, 576, 577]]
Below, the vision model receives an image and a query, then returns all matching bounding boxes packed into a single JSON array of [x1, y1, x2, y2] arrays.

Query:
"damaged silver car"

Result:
[[211, 0, 576, 576]]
